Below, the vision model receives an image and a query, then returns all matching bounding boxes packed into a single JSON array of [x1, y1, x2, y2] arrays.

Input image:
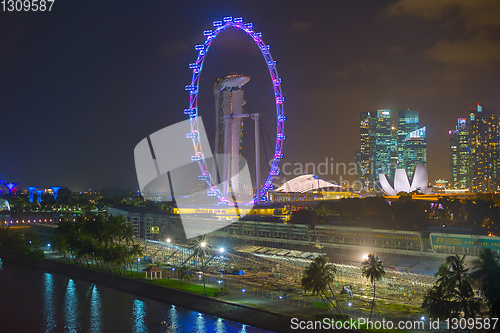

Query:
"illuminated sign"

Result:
[[408, 126, 426, 139], [151, 226, 159, 234]]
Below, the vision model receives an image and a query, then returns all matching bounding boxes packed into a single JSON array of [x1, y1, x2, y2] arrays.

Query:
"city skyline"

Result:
[[1, 0, 500, 190]]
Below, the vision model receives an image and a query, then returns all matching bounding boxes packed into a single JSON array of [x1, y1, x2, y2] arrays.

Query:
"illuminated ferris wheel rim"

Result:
[[184, 16, 286, 205]]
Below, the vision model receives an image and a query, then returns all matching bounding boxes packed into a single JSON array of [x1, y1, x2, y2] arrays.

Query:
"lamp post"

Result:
[[200, 241, 206, 295], [242, 289, 245, 304], [137, 258, 141, 272], [279, 295, 283, 312]]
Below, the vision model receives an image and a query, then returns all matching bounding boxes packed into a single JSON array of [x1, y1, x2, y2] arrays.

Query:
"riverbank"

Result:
[[36, 259, 342, 333]]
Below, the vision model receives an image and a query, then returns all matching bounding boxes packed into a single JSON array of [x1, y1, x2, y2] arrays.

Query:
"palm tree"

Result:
[[472, 249, 500, 317], [189, 237, 212, 296], [301, 256, 345, 319], [178, 266, 193, 290], [430, 254, 479, 320], [422, 283, 453, 320], [361, 254, 385, 321], [127, 243, 144, 275]]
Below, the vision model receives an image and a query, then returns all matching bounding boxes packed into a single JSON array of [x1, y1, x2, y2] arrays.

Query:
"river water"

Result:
[[0, 259, 273, 333]]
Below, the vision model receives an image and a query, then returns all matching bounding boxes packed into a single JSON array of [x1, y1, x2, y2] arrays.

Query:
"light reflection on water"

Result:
[[90, 285, 102, 333], [132, 299, 147, 333], [64, 279, 79, 332], [0, 261, 274, 333], [43, 272, 56, 332]]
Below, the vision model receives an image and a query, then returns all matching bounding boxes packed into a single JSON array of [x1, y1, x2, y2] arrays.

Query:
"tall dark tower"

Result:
[[213, 74, 250, 195]]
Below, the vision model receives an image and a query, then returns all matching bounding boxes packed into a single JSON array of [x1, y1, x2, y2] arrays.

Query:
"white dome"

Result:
[[275, 174, 341, 193]]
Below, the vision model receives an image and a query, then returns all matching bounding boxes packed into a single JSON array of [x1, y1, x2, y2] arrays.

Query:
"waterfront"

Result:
[[0, 260, 273, 333]]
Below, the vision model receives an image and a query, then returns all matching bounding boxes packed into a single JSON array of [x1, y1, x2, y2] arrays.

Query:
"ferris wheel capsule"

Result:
[[184, 108, 197, 116], [191, 154, 203, 161], [186, 131, 198, 139]]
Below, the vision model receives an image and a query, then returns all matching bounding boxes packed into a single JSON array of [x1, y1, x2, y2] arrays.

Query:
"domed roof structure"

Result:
[[275, 174, 341, 193]]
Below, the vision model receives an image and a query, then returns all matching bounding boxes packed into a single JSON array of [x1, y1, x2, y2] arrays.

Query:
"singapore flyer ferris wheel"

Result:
[[184, 16, 286, 206]]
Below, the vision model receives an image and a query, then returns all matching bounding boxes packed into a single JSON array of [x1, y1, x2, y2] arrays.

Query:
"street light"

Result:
[[200, 242, 206, 248], [137, 258, 141, 272], [219, 247, 224, 253], [242, 289, 245, 304], [279, 295, 283, 312], [166, 238, 171, 244]]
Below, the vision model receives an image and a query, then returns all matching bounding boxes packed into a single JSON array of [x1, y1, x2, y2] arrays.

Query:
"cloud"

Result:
[[336, 61, 389, 82], [157, 40, 190, 59], [285, 20, 313, 32], [387, 0, 500, 66], [386, 0, 500, 31], [388, 45, 404, 53], [426, 35, 500, 66]]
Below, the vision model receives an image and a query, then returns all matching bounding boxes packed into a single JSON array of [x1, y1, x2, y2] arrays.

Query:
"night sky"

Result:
[[1, 0, 499, 191]]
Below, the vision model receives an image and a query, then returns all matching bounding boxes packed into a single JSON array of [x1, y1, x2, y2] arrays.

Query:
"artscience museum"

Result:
[[378, 165, 432, 195]]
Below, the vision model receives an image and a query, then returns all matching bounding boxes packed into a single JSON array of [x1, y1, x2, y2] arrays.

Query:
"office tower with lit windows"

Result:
[[357, 108, 427, 191], [356, 110, 395, 190], [469, 104, 500, 192], [373, 110, 395, 176], [449, 118, 469, 189], [401, 126, 427, 179], [397, 109, 419, 165], [356, 112, 372, 190]]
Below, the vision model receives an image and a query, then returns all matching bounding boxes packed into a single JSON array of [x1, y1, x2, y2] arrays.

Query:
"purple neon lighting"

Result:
[[184, 16, 285, 204]]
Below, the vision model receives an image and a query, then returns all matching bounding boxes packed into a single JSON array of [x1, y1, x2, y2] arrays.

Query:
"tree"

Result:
[[472, 249, 500, 317], [301, 256, 345, 320], [391, 196, 429, 230], [289, 209, 320, 225], [53, 214, 143, 273], [178, 266, 193, 289], [127, 243, 144, 275], [361, 254, 385, 321], [423, 254, 480, 321], [422, 284, 453, 320]]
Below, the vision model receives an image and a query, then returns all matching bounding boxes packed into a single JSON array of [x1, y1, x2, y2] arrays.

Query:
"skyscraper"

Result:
[[397, 109, 419, 165], [401, 126, 426, 179], [357, 108, 426, 192], [357, 112, 372, 190], [469, 104, 500, 192], [449, 118, 469, 189], [356, 110, 395, 190], [373, 110, 394, 176]]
